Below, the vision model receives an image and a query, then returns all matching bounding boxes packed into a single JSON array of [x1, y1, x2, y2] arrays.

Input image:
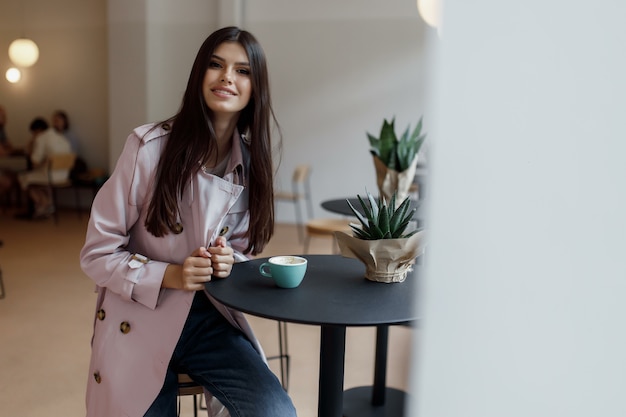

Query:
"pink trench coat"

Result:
[[80, 123, 264, 417]]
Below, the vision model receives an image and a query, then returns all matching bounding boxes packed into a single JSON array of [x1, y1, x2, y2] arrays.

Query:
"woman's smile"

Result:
[[203, 42, 252, 118]]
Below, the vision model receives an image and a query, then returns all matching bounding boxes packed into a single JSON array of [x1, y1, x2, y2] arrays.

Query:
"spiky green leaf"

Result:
[[350, 225, 370, 240], [348, 190, 419, 240], [368, 116, 427, 172], [377, 204, 390, 236], [347, 199, 370, 230], [366, 190, 379, 220], [392, 208, 416, 238], [389, 197, 410, 233]]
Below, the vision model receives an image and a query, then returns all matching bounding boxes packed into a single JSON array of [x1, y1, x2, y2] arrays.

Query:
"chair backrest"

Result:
[[49, 153, 77, 171], [292, 164, 311, 185]]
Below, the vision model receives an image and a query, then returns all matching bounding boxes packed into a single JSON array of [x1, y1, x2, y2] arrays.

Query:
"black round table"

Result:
[[205, 254, 418, 417], [321, 197, 423, 226]]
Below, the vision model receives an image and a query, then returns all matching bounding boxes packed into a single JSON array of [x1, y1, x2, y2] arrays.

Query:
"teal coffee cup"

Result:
[[259, 256, 308, 288]]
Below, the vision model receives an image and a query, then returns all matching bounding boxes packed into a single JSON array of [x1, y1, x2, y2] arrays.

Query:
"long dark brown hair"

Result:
[[145, 26, 279, 255]]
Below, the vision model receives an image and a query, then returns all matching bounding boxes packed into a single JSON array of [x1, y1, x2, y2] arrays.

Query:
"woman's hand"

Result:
[[162, 236, 234, 290], [180, 246, 214, 290], [207, 236, 234, 279], [163, 246, 212, 290]]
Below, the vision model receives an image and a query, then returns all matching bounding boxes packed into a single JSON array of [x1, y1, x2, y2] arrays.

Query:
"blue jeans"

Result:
[[144, 292, 297, 417]]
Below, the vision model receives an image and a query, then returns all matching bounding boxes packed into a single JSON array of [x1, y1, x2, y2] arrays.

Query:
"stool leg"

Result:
[[278, 321, 290, 391]]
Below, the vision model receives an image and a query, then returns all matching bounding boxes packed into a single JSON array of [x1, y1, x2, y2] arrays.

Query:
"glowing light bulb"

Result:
[[417, 0, 441, 28], [6, 67, 22, 83], [8, 38, 39, 67]]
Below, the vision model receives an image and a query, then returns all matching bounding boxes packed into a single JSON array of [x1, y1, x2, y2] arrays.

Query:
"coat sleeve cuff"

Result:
[[122, 258, 168, 310]]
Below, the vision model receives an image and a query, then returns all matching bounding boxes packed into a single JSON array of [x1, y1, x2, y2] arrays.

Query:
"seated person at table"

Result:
[[17, 118, 72, 219], [52, 109, 81, 154], [79, 27, 296, 417]]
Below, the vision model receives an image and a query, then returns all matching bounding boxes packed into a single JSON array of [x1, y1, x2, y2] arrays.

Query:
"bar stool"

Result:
[[178, 373, 204, 417], [177, 322, 290, 416]]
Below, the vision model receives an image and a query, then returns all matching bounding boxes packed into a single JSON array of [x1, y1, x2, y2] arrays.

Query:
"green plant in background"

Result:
[[367, 117, 426, 172], [347, 190, 417, 240]]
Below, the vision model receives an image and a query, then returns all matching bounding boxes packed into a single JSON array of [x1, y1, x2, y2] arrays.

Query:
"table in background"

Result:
[[0, 153, 30, 208], [0, 155, 29, 172], [205, 255, 418, 417], [321, 197, 424, 228]]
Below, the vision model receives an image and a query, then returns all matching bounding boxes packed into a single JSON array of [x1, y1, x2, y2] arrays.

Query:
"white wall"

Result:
[[107, 0, 220, 170], [412, 1, 626, 416], [2, 0, 427, 219], [106, 0, 430, 223], [246, 0, 429, 221]]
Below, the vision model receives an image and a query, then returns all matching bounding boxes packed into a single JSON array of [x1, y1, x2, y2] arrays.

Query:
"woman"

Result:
[[80, 27, 296, 417], [51, 109, 80, 154]]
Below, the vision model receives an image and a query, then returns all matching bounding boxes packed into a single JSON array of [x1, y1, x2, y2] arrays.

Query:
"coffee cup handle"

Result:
[[259, 263, 273, 278]]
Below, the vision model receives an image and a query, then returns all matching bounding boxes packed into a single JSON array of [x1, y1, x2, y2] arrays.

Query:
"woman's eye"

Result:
[[209, 61, 221, 69], [237, 68, 250, 75]]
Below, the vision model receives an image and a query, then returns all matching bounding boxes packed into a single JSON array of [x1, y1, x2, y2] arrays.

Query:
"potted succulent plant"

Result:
[[334, 190, 424, 283], [368, 116, 426, 203]]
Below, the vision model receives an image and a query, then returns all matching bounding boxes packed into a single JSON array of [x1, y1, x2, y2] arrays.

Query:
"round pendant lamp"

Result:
[[8, 38, 39, 67], [417, 0, 441, 28], [6, 67, 22, 84]]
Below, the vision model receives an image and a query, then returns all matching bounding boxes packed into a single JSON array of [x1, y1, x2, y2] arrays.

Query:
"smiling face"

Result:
[[202, 41, 252, 122]]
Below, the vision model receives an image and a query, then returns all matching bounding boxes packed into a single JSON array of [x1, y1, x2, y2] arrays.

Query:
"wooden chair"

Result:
[[303, 218, 354, 254], [274, 165, 314, 242], [29, 153, 79, 224]]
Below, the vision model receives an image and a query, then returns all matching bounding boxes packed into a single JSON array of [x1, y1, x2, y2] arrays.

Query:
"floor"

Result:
[[0, 208, 414, 417]]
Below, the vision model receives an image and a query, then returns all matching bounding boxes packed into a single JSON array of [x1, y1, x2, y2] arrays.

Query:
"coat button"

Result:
[[219, 226, 229, 236], [96, 309, 106, 320], [94, 372, 102, 384], [120, 321, 131, 334]]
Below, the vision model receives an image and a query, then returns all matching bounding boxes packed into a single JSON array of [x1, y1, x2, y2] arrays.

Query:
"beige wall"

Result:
[[1, 0, 429, 221], [0, 0, 108, 173]]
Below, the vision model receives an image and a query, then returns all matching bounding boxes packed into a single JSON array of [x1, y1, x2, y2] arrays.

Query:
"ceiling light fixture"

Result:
[[6, 67, 22, 84], [417, 0, 441, 28], [7, 2, 39, 69], [8, 38, 39, 67]]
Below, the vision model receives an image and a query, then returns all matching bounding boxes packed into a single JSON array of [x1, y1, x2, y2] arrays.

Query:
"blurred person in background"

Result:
[[52, 109, 80, 155], [16, 118, 72, 219]]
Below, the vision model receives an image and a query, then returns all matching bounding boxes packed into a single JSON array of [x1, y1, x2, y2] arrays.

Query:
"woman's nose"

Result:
[[221, 69, 233, 84]]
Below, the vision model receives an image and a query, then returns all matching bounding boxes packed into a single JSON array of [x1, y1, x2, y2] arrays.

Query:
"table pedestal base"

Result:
[[342, 386, 407, 417]]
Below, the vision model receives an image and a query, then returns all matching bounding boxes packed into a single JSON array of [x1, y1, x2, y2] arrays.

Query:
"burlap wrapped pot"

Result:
[[334, 230, 424, 283]]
